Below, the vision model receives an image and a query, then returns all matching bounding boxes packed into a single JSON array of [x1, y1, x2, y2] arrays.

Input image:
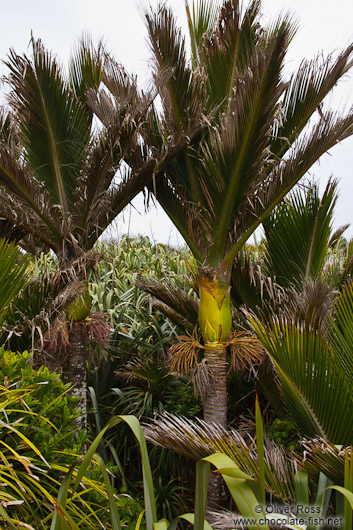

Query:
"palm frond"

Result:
[[329, 280, 353, 376], [145, 3, 207, 138], [5, 38, 91, 215], [262, 180, 337, 288], [0, 145, 60, 249], [144, 411, 297, 503], [300, 438, 348, 485], [69, 33, 104, 110], [186, 0, 221, 66], [202, 0, 262, 111], [136, 276, 199, 332], [231, 250, 284, 315], [271, 44, 353, 159], [225, 107, 353, 264], [248, 305, 353, 444], [0, 239, 29, 326], [208, 20, 290, 262]]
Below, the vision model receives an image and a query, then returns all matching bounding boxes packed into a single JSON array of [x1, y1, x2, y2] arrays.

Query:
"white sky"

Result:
[[2, 0, 353, 246]]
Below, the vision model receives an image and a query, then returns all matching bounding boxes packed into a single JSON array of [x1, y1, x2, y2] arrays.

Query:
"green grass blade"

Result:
[[94, 454, 121, 530], [135, 510, 145, 530], [203, 453, 268, 530], [294, 470, 309, 508], [51, 466, 75, 530], [119, 415, 157, 530], [194, 460, 210, 530], [0, 504, 18, 529], [255, 395, 265, 506]]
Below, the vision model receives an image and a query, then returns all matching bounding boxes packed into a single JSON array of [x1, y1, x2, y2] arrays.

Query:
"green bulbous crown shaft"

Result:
[[198, 269, 232, 344]]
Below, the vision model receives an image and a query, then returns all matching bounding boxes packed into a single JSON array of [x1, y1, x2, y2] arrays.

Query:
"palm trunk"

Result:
[[203, 343, 228, 507], [203, 344, 227, 426], [66, 321, 87, 433], [198, 269, 232, 508]]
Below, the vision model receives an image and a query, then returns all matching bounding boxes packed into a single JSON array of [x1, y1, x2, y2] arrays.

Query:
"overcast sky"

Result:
[[2, 0, 353, 245]]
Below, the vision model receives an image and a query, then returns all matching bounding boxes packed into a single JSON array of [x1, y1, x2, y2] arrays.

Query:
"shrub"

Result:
[[0, 346, 85, 463]]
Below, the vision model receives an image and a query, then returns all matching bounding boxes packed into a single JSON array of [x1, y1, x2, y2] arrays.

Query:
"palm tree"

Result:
[[0, 36, 159, 428], [142, 0, 353, 432]]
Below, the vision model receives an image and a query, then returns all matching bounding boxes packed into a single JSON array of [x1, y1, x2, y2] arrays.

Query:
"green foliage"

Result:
[[263, 180, 338, 288], [0, 238, 29, 326], [248, 277, 353, 445], [0, 347, 85, 462], [0, 354, 117, 528]]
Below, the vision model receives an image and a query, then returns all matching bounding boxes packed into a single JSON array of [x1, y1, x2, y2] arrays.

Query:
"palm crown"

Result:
[[0, 37, 151, 266], [145, 0, 353, 273]]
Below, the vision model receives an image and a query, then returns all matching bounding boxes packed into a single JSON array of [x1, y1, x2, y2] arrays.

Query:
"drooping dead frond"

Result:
[[207, 508, 247, 530], [329, 224, 350, 248], [229, 329, 264, 371], [169, 328, 202, 375], [53, 249, 102, 285], [300, 437, 349, 485], [143, 411, 297, 503]]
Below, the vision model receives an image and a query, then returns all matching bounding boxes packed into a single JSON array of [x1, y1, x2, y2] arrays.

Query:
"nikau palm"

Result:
[[143, 0, 353, 432], [0, 37, 157, 428]]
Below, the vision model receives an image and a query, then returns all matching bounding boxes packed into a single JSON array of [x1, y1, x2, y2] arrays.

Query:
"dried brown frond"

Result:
[[42, 317, 71, 359], [143, 411, 297, 503], [229, 330, 265, 371], [55, 248, 102, 282], [300, 437, 349, 485], [208, 509, 247, 530], [192, 358, 216, 398], [169, 329, 202, 376], [283, 279, 334, 333], [149, 297, 193, 332]]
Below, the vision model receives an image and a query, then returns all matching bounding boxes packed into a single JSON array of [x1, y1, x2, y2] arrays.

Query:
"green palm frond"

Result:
[[0, 144, 61, 249], [250, 318, 353, 443], [6, 39, 91, 215], [206, 21, 290, 262], [0, 36, 157, 263], [145, 3, 206, 138], [0, 271, 61, 352], [226, 107, 353, 265], [262, 180, 337, 288], [186, 0, 221, 66], [0, 239, 29, 326], [69, 33, 104, 111], [144, 0, 353, 276], [248, 277, 353, 444], [329, 281, 353, 375], [202, 0, 262, 111]]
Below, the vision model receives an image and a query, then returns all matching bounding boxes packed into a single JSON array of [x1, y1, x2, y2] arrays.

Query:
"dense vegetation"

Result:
[[1, 0, 353, 528]]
